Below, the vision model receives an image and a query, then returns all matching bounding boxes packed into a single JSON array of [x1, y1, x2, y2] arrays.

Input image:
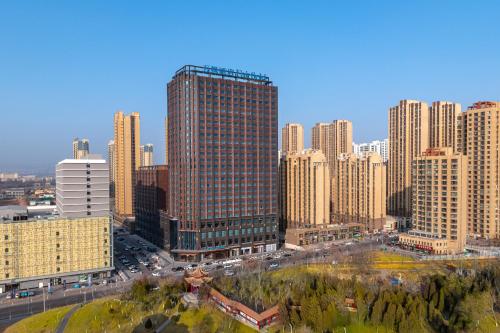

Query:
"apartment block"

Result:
[[353, 139, 388, 162], [332, 152, 386, 231], [279, 150, 329, 244], [140, 144, 154, 167], [56, 157, 109, 218], [312, 120, 353, 173], [108, 140, 115, 197], [460, 101, 500, 239], [399, 148, 467, 254], [429, 101, 461, 151], [72, 138, 89, 159], [113, 111, 141, 217], [135, 165, 170, 249], [281, 123, 304, 154], [388, 100, 430, 217], [167, 65, 278, 260]]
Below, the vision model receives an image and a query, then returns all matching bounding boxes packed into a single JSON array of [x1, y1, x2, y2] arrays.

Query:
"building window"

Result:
[[4, 248, 8, 253], [57, 255, 60, 260], [5, 273, 9, 279], [104, 227, 107, 232], [56, 267, 60, 272], [87, 212, 91, 216], [87, 184, 91, 188], [56, 243, 60, 248], [4, 235, 7, 240], [5, 260, 9, 265], [56, 231, 60, 236]]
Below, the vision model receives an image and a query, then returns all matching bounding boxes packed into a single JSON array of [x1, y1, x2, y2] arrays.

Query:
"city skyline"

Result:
[[3, 1, 500, 172]]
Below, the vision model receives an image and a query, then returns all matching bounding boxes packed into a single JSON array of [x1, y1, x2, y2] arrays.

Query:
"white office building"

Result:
[[56, 155, 109, 218]]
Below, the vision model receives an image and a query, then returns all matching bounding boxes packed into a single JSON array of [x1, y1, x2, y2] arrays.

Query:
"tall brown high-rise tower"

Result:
[[113, 111, 141, 216], [311, 120, 352, 173], [167, 65, 278, 260]]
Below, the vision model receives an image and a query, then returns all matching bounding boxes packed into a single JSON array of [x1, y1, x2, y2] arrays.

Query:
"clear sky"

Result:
[[2, 1, 500, 174]]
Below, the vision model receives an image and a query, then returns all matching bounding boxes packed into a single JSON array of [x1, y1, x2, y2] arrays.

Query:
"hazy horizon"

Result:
[[2, 1, 500, 172]]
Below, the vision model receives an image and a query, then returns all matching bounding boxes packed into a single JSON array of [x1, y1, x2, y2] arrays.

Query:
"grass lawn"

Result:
[[372, 250, 415, 262], [64, 297, 168, 333], [161, 305, 257, 333], [5, 305, 73, 333]]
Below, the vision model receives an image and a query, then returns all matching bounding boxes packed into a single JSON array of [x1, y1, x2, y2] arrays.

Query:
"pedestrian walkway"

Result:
[[55, 304, 80, 333]]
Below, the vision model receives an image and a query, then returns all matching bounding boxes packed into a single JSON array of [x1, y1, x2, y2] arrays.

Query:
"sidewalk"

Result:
[[55, 304, 80, 333]]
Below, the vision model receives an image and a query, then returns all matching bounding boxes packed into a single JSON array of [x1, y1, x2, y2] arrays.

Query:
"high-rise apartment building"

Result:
[[332, 152, 386, 231], [280, 149, 330, 228], [399, 148, 467, 254], [135, 165, 169, 249], [388, 100, 430, 217], [353, 139, 389, 162], [311, 120, 353, 173], [281, 123, 304, 154], [167, 65, 278, 260], [56, 156, 109, 218], [140, 144, 154, 167], [72, 138, 89, 159], [113, 111, 141, 216], [108, 140, 115, 198], [429, 101, 461, 151], [459, 101, 500, 239]]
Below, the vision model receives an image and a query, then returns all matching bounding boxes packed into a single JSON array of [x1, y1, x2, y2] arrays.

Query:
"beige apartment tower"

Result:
[[399, 148, 467, 254], [388, 100, 430, 217], [108, 140, 115, 197], [311, 120, 353, 173], [332, 152, 386, 231], [113, 111, 141, 216], [72, 138, 89, 159], [281, 123, 304, 154], [429, 101, 461, 151], [460, 101, 500, 239], [280, 149, 330, 229], [140, 144, 154, 167]]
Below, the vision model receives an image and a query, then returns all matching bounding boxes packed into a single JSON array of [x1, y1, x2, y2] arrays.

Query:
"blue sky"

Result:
[[2, 1, 500, 173]]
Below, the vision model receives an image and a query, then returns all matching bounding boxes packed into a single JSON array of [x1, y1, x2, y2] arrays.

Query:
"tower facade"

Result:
[[388, 100, 429, 217], [167, 65, 278, 260], [113, 111, 141, 216], [281, 123, 304, 154]]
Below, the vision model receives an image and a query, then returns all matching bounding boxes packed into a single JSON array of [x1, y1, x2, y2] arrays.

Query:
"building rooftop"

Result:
[[174, 65, 272, 85], [57, 155, 106, 165]]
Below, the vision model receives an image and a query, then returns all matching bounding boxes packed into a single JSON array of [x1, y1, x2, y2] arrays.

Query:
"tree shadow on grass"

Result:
[[132, 313, 189, 333]]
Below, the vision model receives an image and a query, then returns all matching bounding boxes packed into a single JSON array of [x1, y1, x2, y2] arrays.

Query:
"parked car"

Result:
[[223, 264, 233, 269], [72, 284, 81, 289], [152, 271, 160, 277], [269, 263, 279, 269], [224, 270, 235, 276]]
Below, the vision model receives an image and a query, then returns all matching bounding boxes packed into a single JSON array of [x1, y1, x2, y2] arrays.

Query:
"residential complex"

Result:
[[388, 100, 430, 218], [113, 111, 141, 217], [459, 101, 500, 239], [140, 143, 154, 167], [399, 148, 467, 254], [56, 156, 109, 218], [72, 138, 89, 159], [332, 152, 386, 232], [281, 123, 304, 154], [429, 101, 461, 151], [279, 149, 330, 244], [312, 120, 353, 173], [134, 165, 170, 248], [353, 139, 388, 162], [167, 65, 278, 260]]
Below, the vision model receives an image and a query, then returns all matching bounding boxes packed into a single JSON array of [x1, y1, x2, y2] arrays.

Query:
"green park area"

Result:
[[5, 305, 73, 333], [6, 253, 500, 333]]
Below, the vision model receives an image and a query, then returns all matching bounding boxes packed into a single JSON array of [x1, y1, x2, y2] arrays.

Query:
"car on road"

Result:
[[223, 264, 232, 269], [283, 253, 292, 257], [172, 266, 184, 272], [224, 270, 235, 276], [15, 291, 35, 298], [72, 284, 81, 289], [152, 271, 160, 277], [265, 256, 273, 261], [269, 263, 279, 269]]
